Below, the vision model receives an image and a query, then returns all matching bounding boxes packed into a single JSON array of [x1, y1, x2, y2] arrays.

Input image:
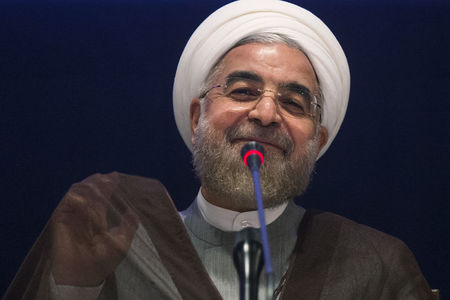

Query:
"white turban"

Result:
[[173, 0, 350, 159]]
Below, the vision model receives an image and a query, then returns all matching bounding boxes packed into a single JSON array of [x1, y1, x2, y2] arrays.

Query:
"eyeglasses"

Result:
[[200, 79, 322, 121]]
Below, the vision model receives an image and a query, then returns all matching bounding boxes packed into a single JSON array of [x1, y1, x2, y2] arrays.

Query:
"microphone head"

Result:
[[241, 141, 265, 170]]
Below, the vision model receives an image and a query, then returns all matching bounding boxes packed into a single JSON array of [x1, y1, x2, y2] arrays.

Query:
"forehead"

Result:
[[217, 43, 318, 90]]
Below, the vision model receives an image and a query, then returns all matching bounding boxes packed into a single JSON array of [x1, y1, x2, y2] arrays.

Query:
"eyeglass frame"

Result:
[[199, 82, 322, 122]]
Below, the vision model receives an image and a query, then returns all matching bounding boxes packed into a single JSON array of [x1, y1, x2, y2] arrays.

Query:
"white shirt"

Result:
[[196, 189, 288, 231]]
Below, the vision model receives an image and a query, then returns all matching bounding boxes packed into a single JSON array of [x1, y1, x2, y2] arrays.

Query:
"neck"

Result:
[[201, 186, 257, 212]]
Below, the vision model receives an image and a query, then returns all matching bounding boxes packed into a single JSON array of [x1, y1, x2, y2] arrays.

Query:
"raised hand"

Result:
[[50, 173, 138, 286]]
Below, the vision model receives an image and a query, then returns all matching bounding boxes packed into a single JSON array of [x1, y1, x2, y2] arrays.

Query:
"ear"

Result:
[[317, 125, 329, 154], [190, 97, 201, 145]]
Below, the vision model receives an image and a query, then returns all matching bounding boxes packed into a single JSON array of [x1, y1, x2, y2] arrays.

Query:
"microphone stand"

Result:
[[233, 228, 264, 300]]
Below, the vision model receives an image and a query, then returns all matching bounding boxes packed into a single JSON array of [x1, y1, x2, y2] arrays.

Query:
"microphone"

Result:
[[241, 141, 264, 171], [238, 141, 274, 299]]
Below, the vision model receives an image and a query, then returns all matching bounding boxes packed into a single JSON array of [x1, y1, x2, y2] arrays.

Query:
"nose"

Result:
[[247, 92, 282, 126]]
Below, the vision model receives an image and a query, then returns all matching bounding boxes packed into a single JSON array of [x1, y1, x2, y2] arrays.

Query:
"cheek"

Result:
[[286, 120, 317, 150], [205, 102, 250, 130]]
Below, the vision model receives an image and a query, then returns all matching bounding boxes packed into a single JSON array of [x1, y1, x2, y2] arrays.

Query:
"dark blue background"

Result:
[[1, 0, 449, 296]]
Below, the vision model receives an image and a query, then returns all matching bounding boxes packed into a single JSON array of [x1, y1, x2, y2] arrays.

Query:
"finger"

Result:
[[52, 189, 92, 239], [109, 209, 139, 253], [67, 183, 110, 234], [52, 172, 125, 245], [53, 175, 118, 238], [82, 173, 124, 229], [83, 172, 120, 185], [71, 174, 121, 230]]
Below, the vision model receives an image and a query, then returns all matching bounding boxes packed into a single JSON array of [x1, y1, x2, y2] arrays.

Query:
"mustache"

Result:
[[224, 122, 294, 156]]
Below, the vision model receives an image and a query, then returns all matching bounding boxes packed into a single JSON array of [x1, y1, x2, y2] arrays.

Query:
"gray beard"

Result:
[[192, 116, 319, 211]]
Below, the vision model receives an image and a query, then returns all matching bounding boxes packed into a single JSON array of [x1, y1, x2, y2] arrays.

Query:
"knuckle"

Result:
[[63, 189, 87, 206]]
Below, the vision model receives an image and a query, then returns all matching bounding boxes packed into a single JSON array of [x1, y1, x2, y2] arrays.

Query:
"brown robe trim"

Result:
[[121, 174, 222, 299], [3, 226, 52, 300], [281, 209, 341, 299]]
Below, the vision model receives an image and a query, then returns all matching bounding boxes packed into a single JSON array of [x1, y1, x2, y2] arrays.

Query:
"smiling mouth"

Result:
[[232, 138, 285, 153]]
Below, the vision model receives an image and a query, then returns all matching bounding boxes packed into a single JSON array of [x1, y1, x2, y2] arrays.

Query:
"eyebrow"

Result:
[[225, 71, 263, 86], [224, 70, 314, 95], [281, 82, 312, 95]]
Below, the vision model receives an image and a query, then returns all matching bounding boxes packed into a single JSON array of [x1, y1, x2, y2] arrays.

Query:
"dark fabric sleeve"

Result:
[[3, 172, 136, 300], [2, 225, 52, 300], [378, 237, 433, 299], [3, 172, 220, 300], [281, 210, 433, 300]]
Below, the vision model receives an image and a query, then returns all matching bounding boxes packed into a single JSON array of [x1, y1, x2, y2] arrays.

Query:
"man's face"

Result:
[[190, 43, 328, 211]]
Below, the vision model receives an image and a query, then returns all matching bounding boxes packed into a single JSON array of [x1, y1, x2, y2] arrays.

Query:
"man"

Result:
[[4, 1, 432, 299]]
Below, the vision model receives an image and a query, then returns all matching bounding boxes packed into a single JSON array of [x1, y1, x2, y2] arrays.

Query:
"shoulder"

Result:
[[301, 210, 432, 299], [304, 210, 407, 253]]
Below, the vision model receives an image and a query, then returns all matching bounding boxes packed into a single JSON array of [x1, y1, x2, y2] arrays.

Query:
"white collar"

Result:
[[196, 188, 288, 232]]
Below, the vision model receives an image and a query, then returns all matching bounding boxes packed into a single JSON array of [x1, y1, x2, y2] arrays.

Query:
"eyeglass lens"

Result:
[[222, 79, 316, 118]]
